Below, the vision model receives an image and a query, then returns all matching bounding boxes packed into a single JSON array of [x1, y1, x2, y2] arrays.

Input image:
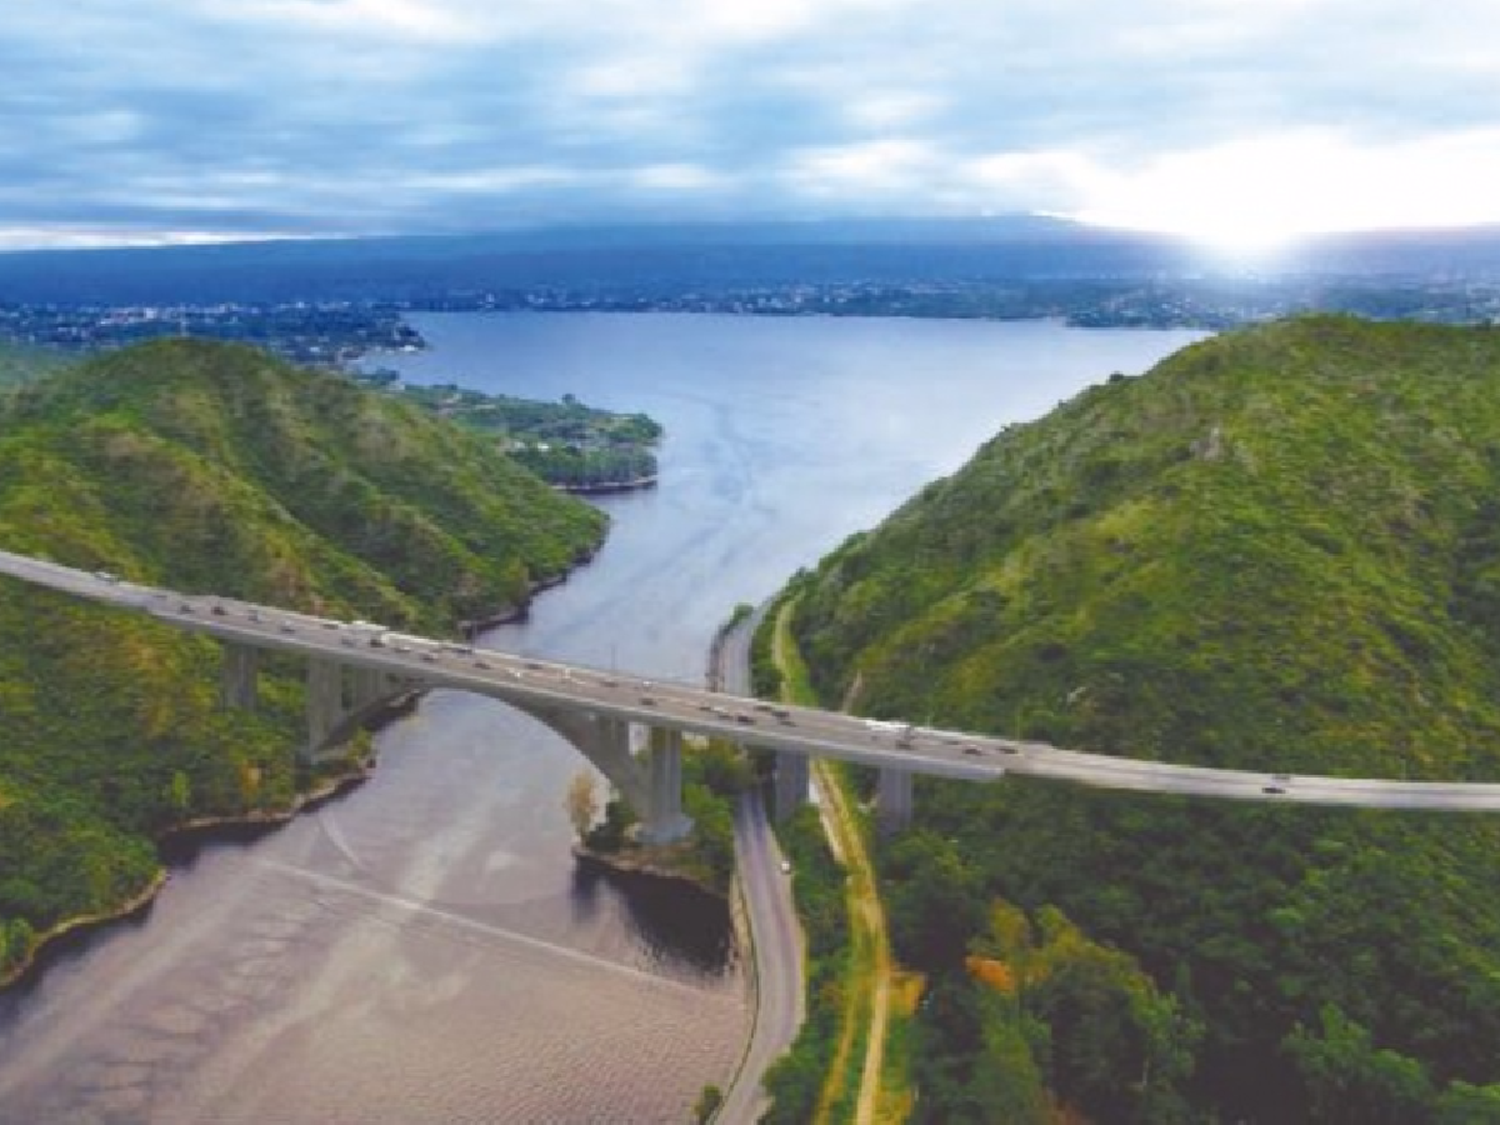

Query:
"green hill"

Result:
[[0, 340, 71, 391], [784, 316, 1500, 1121], [0, 338, 605, 981]]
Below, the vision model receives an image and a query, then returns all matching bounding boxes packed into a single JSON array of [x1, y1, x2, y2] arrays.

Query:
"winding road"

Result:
[[712, 609, 804, 1125]]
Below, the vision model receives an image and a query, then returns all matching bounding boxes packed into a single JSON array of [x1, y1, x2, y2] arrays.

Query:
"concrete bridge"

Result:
[[9, 548, 1500, 840]]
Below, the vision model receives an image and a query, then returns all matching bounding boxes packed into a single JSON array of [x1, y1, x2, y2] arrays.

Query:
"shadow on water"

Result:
[[570, 863, 736, 978], [0, 893, 160, 1012], [157, 820, 287, 867]]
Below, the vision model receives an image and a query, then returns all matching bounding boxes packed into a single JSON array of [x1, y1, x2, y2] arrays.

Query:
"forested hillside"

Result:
[[786, 316, 1500, 1122], [0, 339, 606, 981]]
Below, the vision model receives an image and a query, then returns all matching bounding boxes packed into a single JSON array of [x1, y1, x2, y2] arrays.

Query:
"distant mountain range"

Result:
[[3, 216, 1500, 306]]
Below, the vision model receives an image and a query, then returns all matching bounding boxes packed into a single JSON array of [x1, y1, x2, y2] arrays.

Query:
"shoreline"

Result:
[[554, 474, 658, 496], [0, 763, 374, 992], [0, 550, 601, 995], [570, 843, 728, 903], [0, 869, 170, 991], [462, 543, 599, 634]]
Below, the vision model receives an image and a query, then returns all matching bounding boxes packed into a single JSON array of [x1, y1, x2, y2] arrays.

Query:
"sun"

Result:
[[1069, 130, 1500, 265]]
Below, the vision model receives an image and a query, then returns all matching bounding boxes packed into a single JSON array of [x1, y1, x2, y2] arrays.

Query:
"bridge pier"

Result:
[[305, 659, 346, 759], [639, 727, 694, 844], [774, 751, 810, 821], [877, 767, 914, 836], [348, 665, 395, 710], [220, 642, 260, 712], [517, 707, 692, 842]]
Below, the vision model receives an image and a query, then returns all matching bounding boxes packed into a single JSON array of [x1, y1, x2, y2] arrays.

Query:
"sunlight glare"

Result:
[[1074, 129, 1500, 262]]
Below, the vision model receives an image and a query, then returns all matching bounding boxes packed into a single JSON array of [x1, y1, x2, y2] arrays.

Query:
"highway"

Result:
[[9, 547, 1500, 811]]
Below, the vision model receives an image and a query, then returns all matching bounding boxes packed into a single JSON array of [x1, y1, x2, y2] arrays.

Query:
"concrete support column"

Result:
[[349, 665, 392, 710], [220, 642, 260, 712], [523, 707, 653, 824], [638, 726, 693, 844], [774, 750, 810, 821], [877, 766, 914, 836], [594, 716, 649, 811], [305, 659, 346, 761]]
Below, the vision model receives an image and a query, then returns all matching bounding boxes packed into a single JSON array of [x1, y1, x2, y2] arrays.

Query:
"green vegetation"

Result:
[[760, 595, 896, 1125], [0, 341, 71, 393], [693, 1082, 724, 1123], [679, 738, 750, 891], [762, 802, 853, 1125], [783, 316, 1500, 1120], [356, 374, 662, 489], [760, 590, 857, 1124], [0, 338, 606, 982]]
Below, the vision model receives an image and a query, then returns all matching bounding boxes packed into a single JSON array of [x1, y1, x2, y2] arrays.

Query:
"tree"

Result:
[[692, 1083, 723, 1123], [884, 829, 986, 970], [1285, 1005, 1434, 1125], [564, 769, 598, 841], [1435, 1081, 1500, 1124], [912, 970, 1050, 1124], [166, 769, 191, 815], [585, 794, 637, 852]]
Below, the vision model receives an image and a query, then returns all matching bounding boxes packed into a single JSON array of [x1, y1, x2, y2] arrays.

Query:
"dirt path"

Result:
[[816, 761, 893, 1125], [773, 601, 894, 1125]]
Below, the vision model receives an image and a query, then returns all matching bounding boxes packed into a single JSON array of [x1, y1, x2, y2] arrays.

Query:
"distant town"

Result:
[[1, 271, 1497, 372]]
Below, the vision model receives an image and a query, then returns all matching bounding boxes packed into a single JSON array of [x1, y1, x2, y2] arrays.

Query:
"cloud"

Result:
[[213, 0, 485, 43], [4, 0, 1500, 248]]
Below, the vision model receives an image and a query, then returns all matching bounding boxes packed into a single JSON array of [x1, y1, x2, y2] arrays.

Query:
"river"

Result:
[[0, 313, 1205, 1123]]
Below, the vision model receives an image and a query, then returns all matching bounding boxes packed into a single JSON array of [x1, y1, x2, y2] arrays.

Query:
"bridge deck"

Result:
[[7, 547, 1500, 812]]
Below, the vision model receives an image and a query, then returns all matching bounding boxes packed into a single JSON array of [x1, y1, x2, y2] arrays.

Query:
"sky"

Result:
[[5, 0, 1500, 253]]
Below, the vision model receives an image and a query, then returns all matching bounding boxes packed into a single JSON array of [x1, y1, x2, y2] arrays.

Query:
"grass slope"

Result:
[[0, 339, 605, 979], [788, 316, 1500, 1120]]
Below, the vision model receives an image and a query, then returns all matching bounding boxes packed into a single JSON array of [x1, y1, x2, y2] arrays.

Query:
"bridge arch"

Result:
[[298, 662, 690, 843]]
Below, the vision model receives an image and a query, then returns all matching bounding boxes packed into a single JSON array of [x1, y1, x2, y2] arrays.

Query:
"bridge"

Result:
[[9, 547, 1500, 839]]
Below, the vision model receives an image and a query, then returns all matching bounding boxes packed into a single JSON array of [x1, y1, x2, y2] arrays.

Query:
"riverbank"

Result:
[[0, 760, 373, 991], [1, 528, 607, 996], [555, 474, 658, 495], [572, 842, 728, 902], [461, 544, 600, 633], [0, 869, 170, 991]]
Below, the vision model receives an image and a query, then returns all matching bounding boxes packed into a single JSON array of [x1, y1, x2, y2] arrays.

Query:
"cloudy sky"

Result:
[[5, 0, 1500, 252]]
